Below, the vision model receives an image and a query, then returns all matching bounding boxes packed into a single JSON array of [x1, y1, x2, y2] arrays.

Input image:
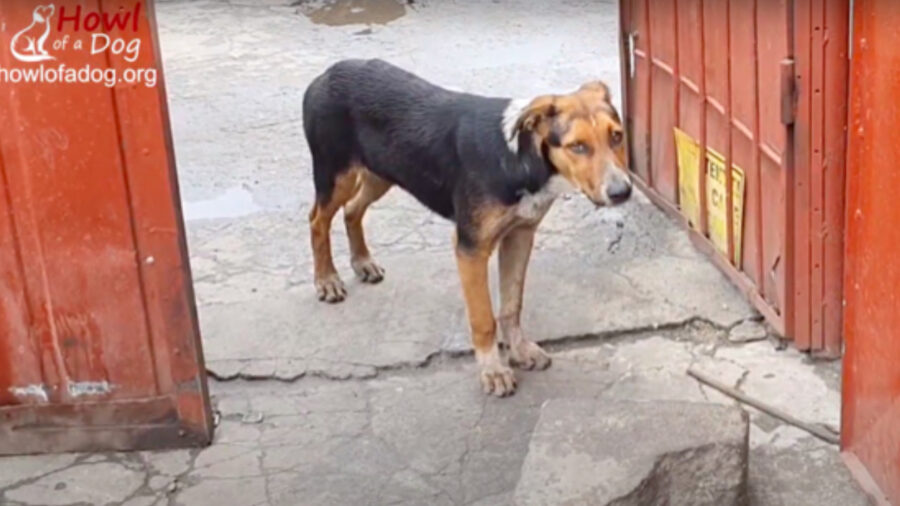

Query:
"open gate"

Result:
[[841, 0, 900, 502], [0, 0, 212, 454]]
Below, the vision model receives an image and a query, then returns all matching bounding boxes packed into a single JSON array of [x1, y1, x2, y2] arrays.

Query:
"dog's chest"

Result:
[[513, 176, 573, 222]]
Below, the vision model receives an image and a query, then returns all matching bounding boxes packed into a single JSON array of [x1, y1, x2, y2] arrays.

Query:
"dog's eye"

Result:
[[610, 130, 624, 147], [568, 143, 589, 155]]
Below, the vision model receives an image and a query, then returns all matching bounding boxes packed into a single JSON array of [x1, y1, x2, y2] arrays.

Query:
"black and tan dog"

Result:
[[303, 59, 631, 396]]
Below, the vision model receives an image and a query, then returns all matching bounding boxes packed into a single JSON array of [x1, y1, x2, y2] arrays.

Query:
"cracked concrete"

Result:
[[0, 1, 872, 505], [0, 326, 870, 506]]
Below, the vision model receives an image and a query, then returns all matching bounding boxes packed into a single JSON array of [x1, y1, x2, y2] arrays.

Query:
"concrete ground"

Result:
[[0, 1, 872, 505]]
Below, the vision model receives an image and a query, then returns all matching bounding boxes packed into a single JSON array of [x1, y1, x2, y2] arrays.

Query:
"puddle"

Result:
[[299, 0, 406, 26], [182, 186, 261, 221]]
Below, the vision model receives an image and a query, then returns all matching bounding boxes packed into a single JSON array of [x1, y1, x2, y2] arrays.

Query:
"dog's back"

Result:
[[303, 59, 510, 218], [305, 59, 454, 127]]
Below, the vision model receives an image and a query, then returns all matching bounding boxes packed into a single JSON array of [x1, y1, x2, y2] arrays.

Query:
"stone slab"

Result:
[[514, 400, 750, 506]]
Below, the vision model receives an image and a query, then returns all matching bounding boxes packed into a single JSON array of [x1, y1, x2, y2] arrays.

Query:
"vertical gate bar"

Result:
[[725, 0, 735, 263], [644, 0, 653, 188], [810, 0, 826, 350], [781, 0, 799, 343], [619, 0, 631, 169], [126, 0, 213, 437], [631, 0, 652, 186], [674, 0, 680, 208], [699, 0, 709, 236], [783, 0, 798, 345], [752, 0, 764, 293], [99, 0, 163, 397], [792, 0, 813, 349], [820, 0, 850, 356]]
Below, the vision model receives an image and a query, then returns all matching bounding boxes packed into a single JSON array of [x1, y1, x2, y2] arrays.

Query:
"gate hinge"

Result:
[[780, 58, 797, 125]]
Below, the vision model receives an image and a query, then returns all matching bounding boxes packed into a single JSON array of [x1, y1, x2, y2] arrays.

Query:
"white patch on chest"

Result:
[[501, 98, 530, 152], [514, 176, 575, 221]]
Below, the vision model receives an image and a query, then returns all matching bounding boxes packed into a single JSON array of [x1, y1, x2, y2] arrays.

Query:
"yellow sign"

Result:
[[706, 148, 745, 265], [674, 128, 702, 230]]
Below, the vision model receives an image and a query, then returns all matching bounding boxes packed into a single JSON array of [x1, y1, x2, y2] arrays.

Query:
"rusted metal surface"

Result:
[[841, 0, 900, 501], [0, 0, 212, 454], [620, 0, 849, 352]]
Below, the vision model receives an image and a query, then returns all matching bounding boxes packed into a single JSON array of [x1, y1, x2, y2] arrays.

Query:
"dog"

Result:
[[11, 5, 56, 63], [303, 59, 631, 396]]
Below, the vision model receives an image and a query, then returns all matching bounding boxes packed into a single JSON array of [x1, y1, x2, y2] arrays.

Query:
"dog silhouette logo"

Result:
[[10, 5, 56, 63]]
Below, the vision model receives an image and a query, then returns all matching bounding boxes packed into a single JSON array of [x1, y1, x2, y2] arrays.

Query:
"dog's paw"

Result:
[[315, 274, 346, 303], [510, 341, 552, 371], [351, 257, 385, 284], [480, 364, 517, 397]]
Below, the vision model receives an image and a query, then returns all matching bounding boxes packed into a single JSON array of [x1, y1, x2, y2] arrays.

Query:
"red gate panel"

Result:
[[0, 0, 212, 454], [648, 0, 678, 203], [792, 0, 850, 355], [627, 0, 652, 186], [841, 0, 900, 501], [620, 0, 849, 355]]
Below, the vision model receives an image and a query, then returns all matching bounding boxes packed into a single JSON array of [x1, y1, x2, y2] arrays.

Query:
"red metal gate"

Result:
[[841, 0, 900, 501], [620, 0, 850, 356], [0, 0, 212, 454]]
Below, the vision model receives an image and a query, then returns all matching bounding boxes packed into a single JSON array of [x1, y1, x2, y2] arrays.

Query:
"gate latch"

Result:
[[780, 58, 796, 125], [627, 32, 637, 80]]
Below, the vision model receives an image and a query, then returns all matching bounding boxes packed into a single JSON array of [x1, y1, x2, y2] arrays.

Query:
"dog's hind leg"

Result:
[[498, 225, 551, 370], [344, 170, 392, 283], [310, 167, 360, 303]]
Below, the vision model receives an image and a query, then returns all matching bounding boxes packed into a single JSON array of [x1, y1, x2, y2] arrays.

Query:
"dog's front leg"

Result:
[[456, 244, 516, 397], [498, 225, 552, 371]]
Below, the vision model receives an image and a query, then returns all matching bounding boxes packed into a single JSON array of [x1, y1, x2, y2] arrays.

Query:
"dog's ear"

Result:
[[511, 95, 557, 142], [579, 81, 612, 104]]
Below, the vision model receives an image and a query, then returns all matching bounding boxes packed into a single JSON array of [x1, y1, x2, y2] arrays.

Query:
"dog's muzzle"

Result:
[[602, 167, 632, 206]]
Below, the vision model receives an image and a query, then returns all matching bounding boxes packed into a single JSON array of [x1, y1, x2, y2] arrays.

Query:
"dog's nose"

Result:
[[606, 178, 632, 204]]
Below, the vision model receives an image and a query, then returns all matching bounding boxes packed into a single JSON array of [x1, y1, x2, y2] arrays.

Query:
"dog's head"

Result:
[[510, 81, 631, 206], [34, 5, 54, 23]]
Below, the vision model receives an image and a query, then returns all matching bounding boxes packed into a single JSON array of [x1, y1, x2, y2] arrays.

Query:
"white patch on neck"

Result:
[[515, 175, 575, 221], [501, 98, 530, 152]]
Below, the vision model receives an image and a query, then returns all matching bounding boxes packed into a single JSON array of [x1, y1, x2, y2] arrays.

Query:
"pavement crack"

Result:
[[166, 449, 201, 506], [259, 447, 274, 506], [735, 369, 750, 390], [207, 317, 732, 387], [607, 229, 624, 253]]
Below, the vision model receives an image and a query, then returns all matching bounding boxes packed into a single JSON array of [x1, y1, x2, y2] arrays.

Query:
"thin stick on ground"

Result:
[[687, 367, 841, 445]]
